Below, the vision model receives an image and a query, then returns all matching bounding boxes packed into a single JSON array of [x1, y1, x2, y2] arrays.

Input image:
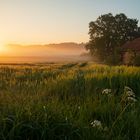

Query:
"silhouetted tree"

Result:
[[86, 13, 140, 64]]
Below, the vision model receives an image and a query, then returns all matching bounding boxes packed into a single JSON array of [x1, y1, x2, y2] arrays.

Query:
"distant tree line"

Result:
[[86, 13, 140, 65]]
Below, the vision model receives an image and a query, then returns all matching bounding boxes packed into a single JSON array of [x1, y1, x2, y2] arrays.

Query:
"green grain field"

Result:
[[0, 63, 140, 140]]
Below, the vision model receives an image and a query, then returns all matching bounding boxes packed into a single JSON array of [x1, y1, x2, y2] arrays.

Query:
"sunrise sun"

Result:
[[0, 44, 8, 55]]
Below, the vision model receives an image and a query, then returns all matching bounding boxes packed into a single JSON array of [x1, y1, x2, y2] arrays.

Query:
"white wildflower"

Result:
[[102, 89, 112, 95], [124, 86, 133, 92], [127, 97, 137, 103], [91, 120, 103, 130], [126, 91, 135, 98], [78, 106, 81, 110], [123, 86, 137, 103]]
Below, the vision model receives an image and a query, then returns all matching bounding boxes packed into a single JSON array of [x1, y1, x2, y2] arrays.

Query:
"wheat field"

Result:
[[0, 63, 140, 140]]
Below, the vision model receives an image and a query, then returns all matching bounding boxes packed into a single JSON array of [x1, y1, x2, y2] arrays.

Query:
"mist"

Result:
[[0, 43, 92, 63]]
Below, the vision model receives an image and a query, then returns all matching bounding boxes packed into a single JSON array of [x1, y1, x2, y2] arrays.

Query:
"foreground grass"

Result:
[[0, 63, 140, 140]]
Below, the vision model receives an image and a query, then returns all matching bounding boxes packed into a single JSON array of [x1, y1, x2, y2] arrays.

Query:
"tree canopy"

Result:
[[86, 13, 140, 64]]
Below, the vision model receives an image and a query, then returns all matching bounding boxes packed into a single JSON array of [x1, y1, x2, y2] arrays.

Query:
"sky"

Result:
[[0, 0, 140, 48]]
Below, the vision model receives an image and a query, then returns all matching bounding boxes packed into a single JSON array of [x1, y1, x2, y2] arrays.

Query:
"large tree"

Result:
[[86, 13, 140, 64]]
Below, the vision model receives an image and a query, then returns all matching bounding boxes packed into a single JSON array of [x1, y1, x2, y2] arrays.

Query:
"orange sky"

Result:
[[0, 0, 139, 56]]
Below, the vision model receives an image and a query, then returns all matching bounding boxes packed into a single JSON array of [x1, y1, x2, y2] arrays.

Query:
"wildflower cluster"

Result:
[[91, 120, 103, 130], [90, 120, 108, 132], [102, 89, 112, 95], [122, 86, 137, 104], [123, 86, 137, 104], [102, 88, 112, 97]]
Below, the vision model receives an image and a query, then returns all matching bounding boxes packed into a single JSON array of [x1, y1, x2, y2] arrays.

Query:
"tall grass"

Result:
[[0, 63, 140, 140]]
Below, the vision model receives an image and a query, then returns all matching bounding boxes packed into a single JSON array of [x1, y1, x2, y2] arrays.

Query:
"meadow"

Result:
[[0, 62, 140, 140]]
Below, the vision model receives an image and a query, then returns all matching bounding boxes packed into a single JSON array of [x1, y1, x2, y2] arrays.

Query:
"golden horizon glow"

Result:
[[0, 0, 140, 58], [0, 43, 87, 57]]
